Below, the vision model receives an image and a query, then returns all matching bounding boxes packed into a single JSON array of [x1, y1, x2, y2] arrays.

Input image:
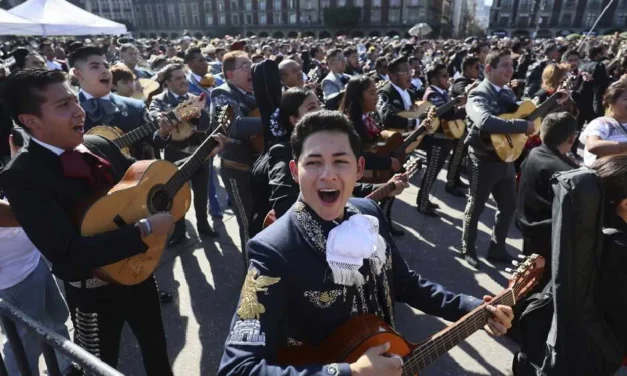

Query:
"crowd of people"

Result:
[[0, 30, 626, 375]]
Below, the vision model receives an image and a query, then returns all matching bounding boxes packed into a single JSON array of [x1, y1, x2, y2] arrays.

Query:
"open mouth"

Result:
[[318, 188, 340, 204], [73, 124, 85, 133], [99, 78, 110, 85]]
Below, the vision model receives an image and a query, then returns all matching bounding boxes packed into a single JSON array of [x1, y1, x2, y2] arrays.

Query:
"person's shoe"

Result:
[[464, 254, 480, 269], [417, 206, 438, 217], [445, 185, 466, 197], [197, 222, 219, 238], [487, 252, 516, 264], [428, 201, 440, 209], [159, 291, 173, 304], [389, 224, 405, 237], [168, 231, 186, 247]]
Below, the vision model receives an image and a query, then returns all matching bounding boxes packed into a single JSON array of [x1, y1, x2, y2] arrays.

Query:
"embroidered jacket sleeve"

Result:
[[425, 91, 458, 121], [210, 89, 262, 138], [268, 144, 299, 219], [466, 90, 528, 134], [376, 91, 415, 130], [218, 240, 352, 376]]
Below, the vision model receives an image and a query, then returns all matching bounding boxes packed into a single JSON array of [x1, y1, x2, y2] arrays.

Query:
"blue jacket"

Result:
[[218, 197, 482, 375]]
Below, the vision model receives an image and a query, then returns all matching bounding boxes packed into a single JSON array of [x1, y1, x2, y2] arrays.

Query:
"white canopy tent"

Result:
[[8, 0, 127, 36], [0, 8, 41, 35]]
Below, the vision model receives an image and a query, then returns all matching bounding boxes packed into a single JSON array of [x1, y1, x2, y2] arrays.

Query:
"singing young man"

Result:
[[462, 49, 568, 269], [218, 110, 513, 376], [0, 69, 224, 374]]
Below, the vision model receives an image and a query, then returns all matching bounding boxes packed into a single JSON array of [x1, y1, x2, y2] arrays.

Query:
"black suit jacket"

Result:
[[376, 81, 420, 130], [0, 135, 147, 281]]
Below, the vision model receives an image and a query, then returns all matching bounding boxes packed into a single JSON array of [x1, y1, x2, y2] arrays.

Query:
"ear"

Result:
[[289, 159, 299, 183], [71, 67, 83, 81], [18, 114, 42, 134], [289, 115, 299, 127], [356, 156, 365, 181]]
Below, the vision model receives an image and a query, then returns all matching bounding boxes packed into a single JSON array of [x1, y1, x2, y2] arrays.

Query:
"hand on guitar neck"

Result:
[[156, 93, 207, 138], [348, 295, 514, 376]]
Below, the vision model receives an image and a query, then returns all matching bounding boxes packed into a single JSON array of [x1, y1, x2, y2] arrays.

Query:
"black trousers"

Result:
[[64, 276, 172, 375], [221, 163, 253, 264], [446, 135, 468, 186], [164, 148, 209, 235], [461, 154, 516, 257], [416, 136, 453, 210]]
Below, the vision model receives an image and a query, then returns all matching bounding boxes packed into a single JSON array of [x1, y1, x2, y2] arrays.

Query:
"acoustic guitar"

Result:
[[86, 94, 207, 156], [277, 254, 545, 374], [262, 158, 424, 230], [79, 105, 233, 285], [490, 76, 575, 162], [441, 81, 481, 139], [363, 107, 436, 184], [397, 95, 464, 138]]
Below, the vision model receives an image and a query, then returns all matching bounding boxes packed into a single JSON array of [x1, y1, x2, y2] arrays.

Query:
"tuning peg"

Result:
[[505, 268, 514, 273], [511, 260, 519, 267], [517, 254, 526, 260]]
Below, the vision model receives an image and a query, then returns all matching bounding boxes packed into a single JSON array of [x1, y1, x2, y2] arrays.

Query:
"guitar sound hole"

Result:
[[148, 185, 173, 214]]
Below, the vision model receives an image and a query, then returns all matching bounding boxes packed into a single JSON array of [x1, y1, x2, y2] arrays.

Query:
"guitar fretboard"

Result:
[[401, 290, 515, 375], [112, 119, 160, 149], [435, 98, 459, 118], [526, 93, 559, 122]]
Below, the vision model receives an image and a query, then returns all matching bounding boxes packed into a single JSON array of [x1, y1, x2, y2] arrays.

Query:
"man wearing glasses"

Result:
[[210, 51, 262, 260], [376, 56, 420, 130]]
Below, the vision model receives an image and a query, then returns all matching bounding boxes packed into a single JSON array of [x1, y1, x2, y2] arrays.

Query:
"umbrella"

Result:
[[408, 23, 432, 37]]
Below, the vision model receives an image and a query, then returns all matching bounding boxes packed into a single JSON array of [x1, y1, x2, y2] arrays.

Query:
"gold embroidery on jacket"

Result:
[[237, 267, 281, 320], [304, 290, 342, 308]]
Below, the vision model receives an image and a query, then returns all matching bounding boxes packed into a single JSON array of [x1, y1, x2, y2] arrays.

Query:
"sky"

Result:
[[485, 0, 492, 5]]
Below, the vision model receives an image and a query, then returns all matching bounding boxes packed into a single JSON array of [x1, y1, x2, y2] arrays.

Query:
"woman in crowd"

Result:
[[581, 79, 627, 167]]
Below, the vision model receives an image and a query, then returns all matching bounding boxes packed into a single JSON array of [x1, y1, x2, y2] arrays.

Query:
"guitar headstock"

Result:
[[465, 80, 480, 95], [217, 104, 234, 133], [560, 74, 577, 92], [175, 93, 207, 120], [403, 157, 424, 179], [307, 68, 319, 83], [421, 106, 438, 134], [507, 254, 546, 301]]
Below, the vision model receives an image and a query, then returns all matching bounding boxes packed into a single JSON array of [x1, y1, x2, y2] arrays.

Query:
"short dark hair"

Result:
[[110, 64, 135, 85], [388, 56, 408, 74], [374, 56, 388, 70], [469, 42, 488, 55], [290, 110, 362, 161], [426, 63, 447, 83], [183, 47, 203, 64], [563, 49, 580, 61], [540, 112, 577, 147], [68, 46, 104, 68], [119, 43, 137, 53], [588, 45, 605, 60], [544, 44, 559, 56], [162, 63, 185, 82], [326, 49, 343, 62], [1, 69, 67, 129], [343, 48, 357, 57], [592, 154, 627, 204], [485, 49, 511, 69], [462, 56, 480, 72]]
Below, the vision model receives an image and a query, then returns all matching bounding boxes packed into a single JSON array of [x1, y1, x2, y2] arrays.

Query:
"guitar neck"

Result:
[[162, 128, 220, 197], [366, 181, 397, 202], [394, 126, 427, 157], [402, 290, 515, 374], [435, 98, 458, 118], [526, 93, 559, 122], [112, 118, 160, 149]]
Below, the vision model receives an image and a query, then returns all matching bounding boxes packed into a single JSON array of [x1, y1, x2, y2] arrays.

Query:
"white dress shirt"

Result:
[[79, 89, 111, 101]]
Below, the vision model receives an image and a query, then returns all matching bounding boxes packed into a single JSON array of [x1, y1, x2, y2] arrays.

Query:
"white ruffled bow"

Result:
[[326, 214, 387, 286]]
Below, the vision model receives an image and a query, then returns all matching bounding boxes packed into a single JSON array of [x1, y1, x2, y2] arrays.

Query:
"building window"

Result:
[[354, 0, 364, 6], [419, 7, 425, 15], [179, 3, 188, 24], [245, 0, 252, 10], [219, 14, 226, 23], [231, 1, 238, 10], [289, 11, 297, 22], [498, 15, 509, 27], [371, 9, 381, 22], [390, 0, 400, 6], [145, 4, 154, 27], [218, 0, 225, 11], [274, 0, 282, 9], [409, 0, 419, 5], [617, 13, 627, 26], [204, 0, 212, 10], [305, 0, 313, 8], [288, 0, 295, 8], [372, 0, 381, 7], [408, 9, 419, 21], [167, 4, 175, 26], [518, 15, 529, 27], [260, 13, 267, 23], [191, 3, 200, 25], [584, 12, 596, 27], [388, 9, 400, 21], [232, 14, 239, 23], [560, 13, 572, 25], [321, 0, 330, 7], [156, 4, 165, 26], [273, 11, 282, 23], [206, 13, 214, 24], [259, 0, 266, 9]]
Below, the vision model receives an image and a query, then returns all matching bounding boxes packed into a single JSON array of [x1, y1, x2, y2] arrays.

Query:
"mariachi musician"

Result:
[[416, 63, 466, 218], [149, 63, 217, 246], [210, 50, 262, 257]]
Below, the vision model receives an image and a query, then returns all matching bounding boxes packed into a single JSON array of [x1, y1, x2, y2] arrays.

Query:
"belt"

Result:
[[68, 278, 110, 289], [222, 159, 251, 172]]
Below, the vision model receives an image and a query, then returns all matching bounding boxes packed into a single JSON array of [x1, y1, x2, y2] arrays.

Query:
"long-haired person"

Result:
[[532, 63, 578, 116], [580, 79, 627, 167]]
